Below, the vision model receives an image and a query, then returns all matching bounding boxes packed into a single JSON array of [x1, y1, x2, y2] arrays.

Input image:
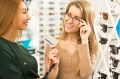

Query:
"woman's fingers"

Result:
[[53, 57, 59, 64], [49, 48, 58, 57], [48, 48, 59, 64], [80, 26, 87, 34], [78, 19, 91, 42]]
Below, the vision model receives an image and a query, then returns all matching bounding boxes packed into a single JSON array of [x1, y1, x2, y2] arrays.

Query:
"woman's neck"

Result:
[[1, 29, 18, 42], [66, 33, 79, 42]]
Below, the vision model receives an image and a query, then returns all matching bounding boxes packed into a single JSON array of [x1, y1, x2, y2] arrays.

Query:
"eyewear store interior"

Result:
[[22, 0, 120, 79]]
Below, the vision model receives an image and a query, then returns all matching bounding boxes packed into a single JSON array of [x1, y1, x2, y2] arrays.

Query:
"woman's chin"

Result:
[[65, 29, 72, 33], [19, 26, 28, 30]]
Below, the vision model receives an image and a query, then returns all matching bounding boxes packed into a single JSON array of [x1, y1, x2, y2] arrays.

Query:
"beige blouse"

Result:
[[45, 41, 96, 79]]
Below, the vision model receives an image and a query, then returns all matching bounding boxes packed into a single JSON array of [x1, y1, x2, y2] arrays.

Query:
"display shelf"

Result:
[[28, 0, 71, 77], [93, 0, 120, 79]]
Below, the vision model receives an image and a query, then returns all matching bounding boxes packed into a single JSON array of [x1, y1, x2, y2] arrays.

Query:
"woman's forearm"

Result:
[[78, 44, 95, 78]]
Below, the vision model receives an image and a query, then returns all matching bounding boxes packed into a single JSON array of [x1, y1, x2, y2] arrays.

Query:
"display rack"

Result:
[[28, 0, 71, 77], [93, 0, 120, 79]]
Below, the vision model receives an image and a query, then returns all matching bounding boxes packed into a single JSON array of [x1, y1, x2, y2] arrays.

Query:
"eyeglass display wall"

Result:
[[92, 0, 120, 79], [28, 0, 71, 77], [25, 0, 120, 78]]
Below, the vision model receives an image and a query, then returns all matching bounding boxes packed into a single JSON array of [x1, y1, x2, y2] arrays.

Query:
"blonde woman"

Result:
[[44, 0, 98, 79]]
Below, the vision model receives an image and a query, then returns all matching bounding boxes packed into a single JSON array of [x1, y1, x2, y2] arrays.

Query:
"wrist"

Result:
[[81, 39, 88, 44]]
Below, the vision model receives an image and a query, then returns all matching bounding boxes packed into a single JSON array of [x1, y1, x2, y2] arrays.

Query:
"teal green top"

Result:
[[0, 37, 38, 79]]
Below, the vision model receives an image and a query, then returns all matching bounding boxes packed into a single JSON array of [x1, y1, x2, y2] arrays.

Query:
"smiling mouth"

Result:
[[66, 24, 73, 29], [24, 21, 28, 24]]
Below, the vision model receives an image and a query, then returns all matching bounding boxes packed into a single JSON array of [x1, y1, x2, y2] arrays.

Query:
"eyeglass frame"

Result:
[[64, 12, 82, 24]]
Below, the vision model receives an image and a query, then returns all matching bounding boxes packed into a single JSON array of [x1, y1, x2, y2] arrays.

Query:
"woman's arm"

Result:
[[0, 49, 24, 79], [78, 44, 96, 79], [44, 44, 59, 79]]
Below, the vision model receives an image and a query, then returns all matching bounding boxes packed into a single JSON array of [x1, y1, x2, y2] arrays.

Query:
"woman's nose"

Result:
[[67, 17, 74, 23], [27, 14, 31, 20]]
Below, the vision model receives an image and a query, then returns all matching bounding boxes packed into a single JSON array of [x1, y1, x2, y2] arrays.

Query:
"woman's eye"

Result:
[[74, 17, 79, 20], [74, 17, 81, 21], [67, 13, 71, 17], [23, 9, 28, 14]]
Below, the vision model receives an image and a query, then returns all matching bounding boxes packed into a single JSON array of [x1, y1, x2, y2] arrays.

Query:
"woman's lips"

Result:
[[65, 24, 73, 29]]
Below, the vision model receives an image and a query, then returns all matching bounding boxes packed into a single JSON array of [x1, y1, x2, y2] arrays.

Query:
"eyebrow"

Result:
[[67, 12, 81, 19]]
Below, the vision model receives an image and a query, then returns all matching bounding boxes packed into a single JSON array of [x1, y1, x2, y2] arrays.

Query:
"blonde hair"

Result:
[[59, 0, 98, 55], [0, 0, 22, 36]]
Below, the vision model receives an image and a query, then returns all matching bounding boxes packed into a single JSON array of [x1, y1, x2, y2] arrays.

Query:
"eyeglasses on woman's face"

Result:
[[65, 12, 81, 24]]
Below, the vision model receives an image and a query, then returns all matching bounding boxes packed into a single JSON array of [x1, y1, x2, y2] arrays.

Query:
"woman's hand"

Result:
[[48, 46, 59, 64], [79, 19, 91, 44], [47, 46, 59, 79]]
